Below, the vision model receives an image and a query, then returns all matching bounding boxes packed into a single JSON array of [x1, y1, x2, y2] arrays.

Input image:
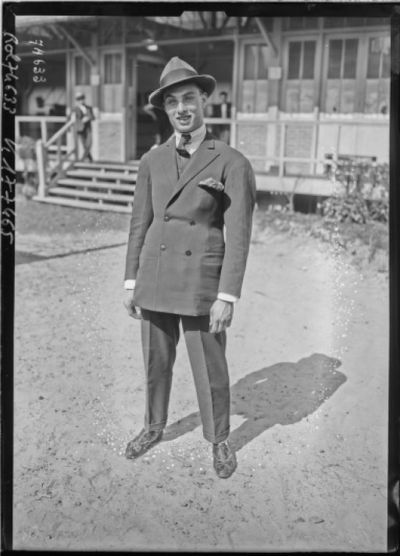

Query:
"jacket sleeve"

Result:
[[218, 155, 256, 298], [124, 155, 153, 281]]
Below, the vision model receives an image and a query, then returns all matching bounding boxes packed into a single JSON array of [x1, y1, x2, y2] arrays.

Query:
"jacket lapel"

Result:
[[156, 136, 179, 198], [166, 134, 220, 206]]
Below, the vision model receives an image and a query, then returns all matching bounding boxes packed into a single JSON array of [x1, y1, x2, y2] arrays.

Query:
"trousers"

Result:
[[140, 309, 230, 444], [78, 127, 92, 162]]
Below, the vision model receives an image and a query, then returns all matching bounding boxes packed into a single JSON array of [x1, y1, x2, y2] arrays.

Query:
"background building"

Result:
[[15, 13, 390, 200]]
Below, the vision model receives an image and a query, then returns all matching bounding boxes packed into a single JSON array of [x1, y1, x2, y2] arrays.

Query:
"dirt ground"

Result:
[[13, 196, 389, 552]]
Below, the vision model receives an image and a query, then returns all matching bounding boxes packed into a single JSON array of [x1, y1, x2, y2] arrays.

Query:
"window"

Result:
[[367, 36, 390, 78], [325, 38, 359, 113], [285, 40, 317, 112], [327, 39, 358, 79], [365, 36, 390, 113], [242, 44, 269, 113], [104, 53, 122, 84], [75, 56, 90, 85], [288, 41, 316, 79], [244, 45, 268, 80]]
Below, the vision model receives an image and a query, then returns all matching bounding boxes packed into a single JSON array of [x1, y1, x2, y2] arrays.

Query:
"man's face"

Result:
[[163, 83, 207, 133], [76, 97, 85, 105]]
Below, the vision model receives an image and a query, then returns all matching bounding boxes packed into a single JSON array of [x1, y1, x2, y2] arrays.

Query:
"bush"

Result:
[[322, 193, 369, 224], [322, 158, 389, 224]]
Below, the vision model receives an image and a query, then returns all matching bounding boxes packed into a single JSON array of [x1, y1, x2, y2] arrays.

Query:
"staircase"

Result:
[[34, 160, 138, 213]]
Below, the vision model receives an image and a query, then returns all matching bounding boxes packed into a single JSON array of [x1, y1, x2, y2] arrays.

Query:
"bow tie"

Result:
[[176, 133, 191, 157]]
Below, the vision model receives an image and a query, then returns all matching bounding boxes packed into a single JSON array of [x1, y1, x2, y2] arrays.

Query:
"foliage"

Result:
[[322, 193, 369, 224], [322, 158, 389, 224]]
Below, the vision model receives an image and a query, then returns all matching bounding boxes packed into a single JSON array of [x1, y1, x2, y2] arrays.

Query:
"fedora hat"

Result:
[[149, 57, 216, 108]]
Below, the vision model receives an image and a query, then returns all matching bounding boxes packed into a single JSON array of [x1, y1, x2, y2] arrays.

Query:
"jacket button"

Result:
[[164, 215, 170, 222], [190, 220, 195, 226], [160, 244, 166, 251], [185, 250, 192, 256]]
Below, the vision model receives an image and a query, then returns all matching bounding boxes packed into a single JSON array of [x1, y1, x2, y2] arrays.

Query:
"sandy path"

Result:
[[13, 204, 388, 552]]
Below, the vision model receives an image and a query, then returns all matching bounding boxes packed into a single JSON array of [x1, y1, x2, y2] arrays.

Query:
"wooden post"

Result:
[[73, 124, 79, 161], [311, 107, 319, 175], [36, 140, 47, 198], [278, 120, 286, 178], [57, 137, 62, 168], [40, 118, 47, 144]]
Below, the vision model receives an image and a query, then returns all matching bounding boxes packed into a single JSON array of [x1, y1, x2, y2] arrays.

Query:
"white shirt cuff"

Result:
[[124, 279, 136, 290], [217, 292, 238, 303]]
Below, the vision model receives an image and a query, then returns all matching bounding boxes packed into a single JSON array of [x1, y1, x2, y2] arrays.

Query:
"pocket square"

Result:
[[198, 178, 224, 192]]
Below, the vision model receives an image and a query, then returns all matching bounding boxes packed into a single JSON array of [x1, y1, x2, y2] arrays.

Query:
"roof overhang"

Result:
[[15, 15, 99, 29]]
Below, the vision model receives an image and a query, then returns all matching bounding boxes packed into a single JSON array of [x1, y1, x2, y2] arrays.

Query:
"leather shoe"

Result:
[[125, 429, 163, 459], [213, 441, 237, 479]]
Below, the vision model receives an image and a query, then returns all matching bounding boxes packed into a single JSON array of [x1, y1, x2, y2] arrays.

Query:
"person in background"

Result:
[[212, 91, 232, 143], [73, 92, 95, 162], [123, 57, 256, 479], [35, 96, 46, 116], [213, 91, 232, 119]]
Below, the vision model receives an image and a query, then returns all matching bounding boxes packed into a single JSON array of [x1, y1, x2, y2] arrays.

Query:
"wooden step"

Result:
[[74, 161, 139, 172], [57, 178, 135, 192], [49, 187, 134, 204], [33, 196, 132, 213], [66, 169, 136, 182]]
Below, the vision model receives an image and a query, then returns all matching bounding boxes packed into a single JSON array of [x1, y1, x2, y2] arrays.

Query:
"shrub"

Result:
[[322, 193, 369, 224], [323, 158, 389, 224]]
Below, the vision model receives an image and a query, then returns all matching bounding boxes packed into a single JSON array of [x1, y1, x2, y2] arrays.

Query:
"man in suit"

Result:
[[73, 92, 95, 162], [123, 57, 256, 479], [212, 91, 232, 143], [213, 91, 232, 119]]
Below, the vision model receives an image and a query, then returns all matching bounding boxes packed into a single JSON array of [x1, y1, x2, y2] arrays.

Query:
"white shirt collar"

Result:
[[175, 124, 207, 155]]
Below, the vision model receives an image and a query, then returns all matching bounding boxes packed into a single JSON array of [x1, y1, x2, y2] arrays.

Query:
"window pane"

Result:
[[75, 56, 90, 85], [367, 38, 381, 78], [368, 37, 390, 78], [343, 39, 358, 78], [328, 40, 342, 79], [303, 41, 316, 79], [257, 46, 269, 79], [382, 48, 390, 78], [288, 42, 301, 79], [105, 53, 122, 84], [244, 45, 257, 80]]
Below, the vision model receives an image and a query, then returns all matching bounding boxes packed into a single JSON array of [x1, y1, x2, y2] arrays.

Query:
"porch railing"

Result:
[[204, 113, 389, 180], [36, 118, 77, 198], [15, 116, 78, 198]]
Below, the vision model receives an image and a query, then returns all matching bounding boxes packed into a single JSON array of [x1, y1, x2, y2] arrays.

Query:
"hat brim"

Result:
[[148, 75, 216, 108]]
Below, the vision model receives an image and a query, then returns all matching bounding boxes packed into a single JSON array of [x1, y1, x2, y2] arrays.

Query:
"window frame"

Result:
[[103, 51, 123, 85], [322, 30, 390, 114], [239, 40, 271, 113], [282, 34, 320, 113], [74, 54, 91, 86], [322, 32, 363, 113]]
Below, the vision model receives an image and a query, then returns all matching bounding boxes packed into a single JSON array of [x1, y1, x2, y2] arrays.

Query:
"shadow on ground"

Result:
[[163, 353, 346, 451]]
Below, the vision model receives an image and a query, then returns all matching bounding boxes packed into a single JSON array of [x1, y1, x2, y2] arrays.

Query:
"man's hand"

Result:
[[209, 299, 234, 334], [123, 290, 142, 320]]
